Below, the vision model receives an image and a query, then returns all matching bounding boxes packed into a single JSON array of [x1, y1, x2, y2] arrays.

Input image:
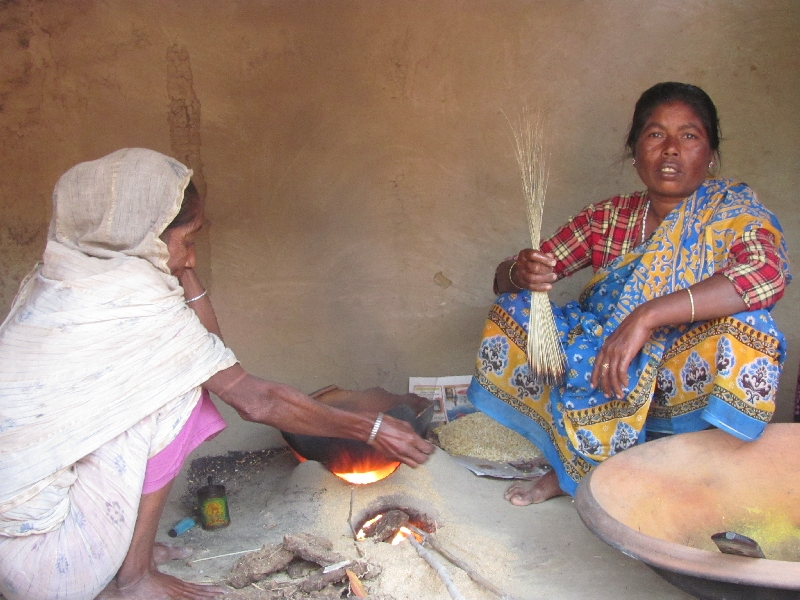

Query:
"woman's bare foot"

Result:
[[153, 542, 193, 565], [504, 470, 566, 505], [98, 565, 225, 599]]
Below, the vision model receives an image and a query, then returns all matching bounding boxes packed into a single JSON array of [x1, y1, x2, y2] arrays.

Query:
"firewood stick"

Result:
[[407, 525, 516, 600], [407, 535, 467, 600], [348, 486, 357, 540]]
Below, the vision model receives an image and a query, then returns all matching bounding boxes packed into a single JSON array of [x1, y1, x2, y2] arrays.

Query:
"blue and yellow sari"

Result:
[[467, 180, 789, 496]]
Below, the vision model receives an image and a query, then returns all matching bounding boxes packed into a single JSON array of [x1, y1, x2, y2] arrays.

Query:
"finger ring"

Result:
[[602, 363, 610, 369]]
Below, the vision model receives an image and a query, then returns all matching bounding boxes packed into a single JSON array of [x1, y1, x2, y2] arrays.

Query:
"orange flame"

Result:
[[289, 445, 400, 485], [333, 461, 400, 485], [356, 514, 383, 541], [356, 515, 426, 544], [391, 526, 422, 545]]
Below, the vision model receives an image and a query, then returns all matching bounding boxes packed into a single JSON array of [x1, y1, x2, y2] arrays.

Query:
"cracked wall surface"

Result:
[[1, 0, 798, 450], [166, 43, 205, 198]]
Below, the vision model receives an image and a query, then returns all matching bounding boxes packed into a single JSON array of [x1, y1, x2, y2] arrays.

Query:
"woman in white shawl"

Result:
[[0, 149, 434, 600]]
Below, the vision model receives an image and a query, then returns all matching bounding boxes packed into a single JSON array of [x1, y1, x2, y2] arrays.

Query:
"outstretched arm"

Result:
[[205, 366, 434, 468], [182, 269, 435, 467]]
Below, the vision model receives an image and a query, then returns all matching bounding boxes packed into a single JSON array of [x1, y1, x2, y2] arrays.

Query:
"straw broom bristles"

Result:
[[505, 110, 567, 386]]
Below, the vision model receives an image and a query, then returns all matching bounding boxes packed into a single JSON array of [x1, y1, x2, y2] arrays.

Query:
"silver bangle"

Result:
[[186, 289, 207, 304], [367, 413, 384, 445]]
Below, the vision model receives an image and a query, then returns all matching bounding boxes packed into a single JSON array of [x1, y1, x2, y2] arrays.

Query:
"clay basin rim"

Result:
[[575, 424, 800, 590]]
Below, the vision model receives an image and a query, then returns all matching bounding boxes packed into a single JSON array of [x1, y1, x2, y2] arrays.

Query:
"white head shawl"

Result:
[[0, 149, 237, 533]]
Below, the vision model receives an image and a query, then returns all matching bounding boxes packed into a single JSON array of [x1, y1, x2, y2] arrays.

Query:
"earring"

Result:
[[709, 161, 714, 169], [632, 158, 636, 166]]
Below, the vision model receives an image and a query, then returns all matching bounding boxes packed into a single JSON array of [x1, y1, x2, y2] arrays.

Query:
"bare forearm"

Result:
[[637, 273, 748, 329], [593, 273, 748, 399], [204, 365, 435, 467], [212, 369, 374, 439], [179, 268, 223, 338]]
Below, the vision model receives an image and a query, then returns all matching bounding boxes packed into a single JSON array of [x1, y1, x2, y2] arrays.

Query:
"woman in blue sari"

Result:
[[467, 82, 790, 505]]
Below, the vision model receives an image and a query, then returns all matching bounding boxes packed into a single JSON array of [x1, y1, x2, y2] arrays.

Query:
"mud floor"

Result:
[[156, 448, 694, 599]]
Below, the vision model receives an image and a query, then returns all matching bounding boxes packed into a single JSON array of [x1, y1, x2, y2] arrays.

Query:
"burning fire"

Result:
[[333, 461, 400, 485], [390, 526, 420, 545], [289, 447, 400, 485], [356, 514, 424, 545], [356, 514, 383, 541]]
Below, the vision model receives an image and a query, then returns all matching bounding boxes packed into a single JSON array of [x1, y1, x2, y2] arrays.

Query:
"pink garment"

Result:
[[142, 389, 227, 494]]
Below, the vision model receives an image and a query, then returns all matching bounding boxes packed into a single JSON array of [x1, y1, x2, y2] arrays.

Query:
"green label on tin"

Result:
[[201, 497, 230, 528]]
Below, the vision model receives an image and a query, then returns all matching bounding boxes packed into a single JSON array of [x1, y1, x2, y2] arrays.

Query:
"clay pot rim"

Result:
[[575, 468, 800, 589]]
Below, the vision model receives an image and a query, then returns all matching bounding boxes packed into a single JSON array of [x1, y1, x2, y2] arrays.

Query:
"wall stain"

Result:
[[0, 218, 46, 317], [166, 43, 204, 198], [5, 220, 45, 246], [433, 271, 452, 289]]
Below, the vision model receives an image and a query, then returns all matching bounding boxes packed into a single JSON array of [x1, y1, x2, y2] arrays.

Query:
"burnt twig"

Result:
[[407, 525, 516, 600], [408, 535, 467, 600], [348, 486, 358, 540]]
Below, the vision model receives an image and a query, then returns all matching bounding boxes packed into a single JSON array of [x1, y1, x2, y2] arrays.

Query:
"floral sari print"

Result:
[[468, 179, 788, 496]]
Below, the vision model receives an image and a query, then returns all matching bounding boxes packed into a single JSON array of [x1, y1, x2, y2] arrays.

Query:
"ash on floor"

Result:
[[180, 447, 292, 515]]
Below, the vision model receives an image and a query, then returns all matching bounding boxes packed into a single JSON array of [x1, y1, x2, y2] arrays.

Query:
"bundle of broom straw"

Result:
[[506, 111, 567, 386]]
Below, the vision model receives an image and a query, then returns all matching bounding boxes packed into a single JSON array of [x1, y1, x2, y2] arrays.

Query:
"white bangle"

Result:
[[367, 413, 384, 445], [186, 289, 207, 304]]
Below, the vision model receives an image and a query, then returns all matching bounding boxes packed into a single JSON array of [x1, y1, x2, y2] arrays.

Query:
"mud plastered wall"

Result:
[[1, 1, 798, 450]]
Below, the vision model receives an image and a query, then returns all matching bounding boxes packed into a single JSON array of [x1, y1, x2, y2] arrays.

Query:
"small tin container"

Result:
[[197, 476, 230, 530]]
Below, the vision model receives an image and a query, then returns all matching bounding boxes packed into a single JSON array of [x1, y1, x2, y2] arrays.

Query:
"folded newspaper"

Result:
[[408, 375, 476, 425], [410, 376, 548, 480]]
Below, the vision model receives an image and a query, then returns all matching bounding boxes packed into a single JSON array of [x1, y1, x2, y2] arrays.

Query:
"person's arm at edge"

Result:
[[179, 269, 434, 467], [204, 366, 434, 468]]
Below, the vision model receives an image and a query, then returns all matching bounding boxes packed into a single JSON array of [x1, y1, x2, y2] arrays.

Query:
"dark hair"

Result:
[[164, 180, 201, 231], [625, 82, 721, 160]]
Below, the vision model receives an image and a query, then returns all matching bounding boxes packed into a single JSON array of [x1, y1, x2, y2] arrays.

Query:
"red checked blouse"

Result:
[[523, 192, 786, 310]]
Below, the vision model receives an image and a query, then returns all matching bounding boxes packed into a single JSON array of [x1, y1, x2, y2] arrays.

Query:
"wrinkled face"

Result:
[[634, 101, 714, 206], [162, 210, 203, 278]]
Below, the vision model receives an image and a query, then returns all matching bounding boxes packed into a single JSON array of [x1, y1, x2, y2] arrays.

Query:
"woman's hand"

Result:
[[496, 249, 557, 294], [590, 274, 748, 400], [366, 414, 435, 468], [591, 305, 656, 400]]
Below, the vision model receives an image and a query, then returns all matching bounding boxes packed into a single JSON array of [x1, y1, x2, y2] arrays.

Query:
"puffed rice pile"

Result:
[[434, 412, 543, 462]]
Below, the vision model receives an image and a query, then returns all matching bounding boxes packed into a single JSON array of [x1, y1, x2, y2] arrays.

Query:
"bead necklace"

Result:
[[641, 199, 650, 245]]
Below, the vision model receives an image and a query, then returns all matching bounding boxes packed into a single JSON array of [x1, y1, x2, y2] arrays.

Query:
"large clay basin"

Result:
[[575, 424, 800, 599]]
